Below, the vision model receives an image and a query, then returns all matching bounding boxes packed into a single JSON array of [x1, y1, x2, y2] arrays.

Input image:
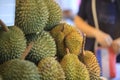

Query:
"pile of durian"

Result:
[[0, 0, 101, 80]]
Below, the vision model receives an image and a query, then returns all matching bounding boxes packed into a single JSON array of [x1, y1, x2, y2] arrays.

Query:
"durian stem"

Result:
[[0, 19, 9, 32], [21, 42, 34, 60], [66, 48, 70, 54], [81, 33, 86, 56]]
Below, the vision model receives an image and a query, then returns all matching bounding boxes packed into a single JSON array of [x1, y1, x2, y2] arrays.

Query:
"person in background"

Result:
[[74, 0, 120, 62]]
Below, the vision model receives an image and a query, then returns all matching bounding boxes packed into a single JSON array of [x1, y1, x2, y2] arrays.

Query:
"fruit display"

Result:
[[0, 0, 101, 80]]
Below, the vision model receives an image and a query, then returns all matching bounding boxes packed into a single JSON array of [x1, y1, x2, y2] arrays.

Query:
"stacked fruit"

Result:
[[50, 23, 101, 80], [0, 0, 101, 80]]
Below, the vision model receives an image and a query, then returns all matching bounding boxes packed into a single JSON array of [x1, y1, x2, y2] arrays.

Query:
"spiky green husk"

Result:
[[0, 59, 40, 80], [79, 51, 101, 80], [60, 54, 90, 80], [65, 31, 83, 55], [38, 57, 65, 80], [90, 75, 102, 80], [0, 26, 26, 64], [25, 32, 41, 43], [26, 31, 56, 65], [44, 0, 62, 31], [15, 0, 48, 34]]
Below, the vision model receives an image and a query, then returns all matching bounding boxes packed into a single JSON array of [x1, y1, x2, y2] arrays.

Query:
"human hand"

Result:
[[94, 30, 113, 48], [111, 38, 120, 54]]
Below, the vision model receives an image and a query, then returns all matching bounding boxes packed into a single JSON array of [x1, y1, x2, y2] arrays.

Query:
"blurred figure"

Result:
[[74, 0, 120, 62]]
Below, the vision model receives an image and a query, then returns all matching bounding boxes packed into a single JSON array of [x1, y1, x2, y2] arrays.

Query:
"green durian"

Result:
[[38, 57, 65, 80], [60, 50, 90, 80], [79, 51, 101, 80], [25, 31, 56, 65], [0, 26, 26, 64], [0, 59, 40, 80], [25, 32, 41, 43], [15, 0, 48, 34], [44, 0, 62, 31]]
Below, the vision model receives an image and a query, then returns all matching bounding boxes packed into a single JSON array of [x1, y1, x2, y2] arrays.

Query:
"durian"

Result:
[[65, 31, 83, 55], [44, 0, 62, 31], [79, 51, 101, 80], [25, 32, 41, 43], [78, 35, 101, 80], [50, 24, 66, 61], [0, 59, 40, 80], [62, 23, 77, 35], [50, 23, 76, 38], [50, 23, 83, 60], [15, 0, 48, 34], [0, 20, 26, 64], [38, 57, 65, 80], [60, 49, 90, 80], [25, 31, 56, 65]]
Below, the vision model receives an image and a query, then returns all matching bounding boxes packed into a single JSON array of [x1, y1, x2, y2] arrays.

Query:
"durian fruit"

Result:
[[62, 23, 77, 35], [0, 21, 26, 64], [79, 51, 101, 80], [15, 0, 48, 34], [43, 0, 62, 31], [65, 31, 83, 55], [38, 57, 65, 80], [0, 59, 40, 80], [60, 49, 90, 80], [50, 24, 66, 61], [25, 31, 56, 65], [78, 34, 101, 80], [50, 23, 65, 38], [25, 32, 41, 43], [50, 23, 82, 60]]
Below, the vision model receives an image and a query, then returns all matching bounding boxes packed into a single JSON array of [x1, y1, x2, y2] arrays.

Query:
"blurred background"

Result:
[[55, 0, 81, 26]]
